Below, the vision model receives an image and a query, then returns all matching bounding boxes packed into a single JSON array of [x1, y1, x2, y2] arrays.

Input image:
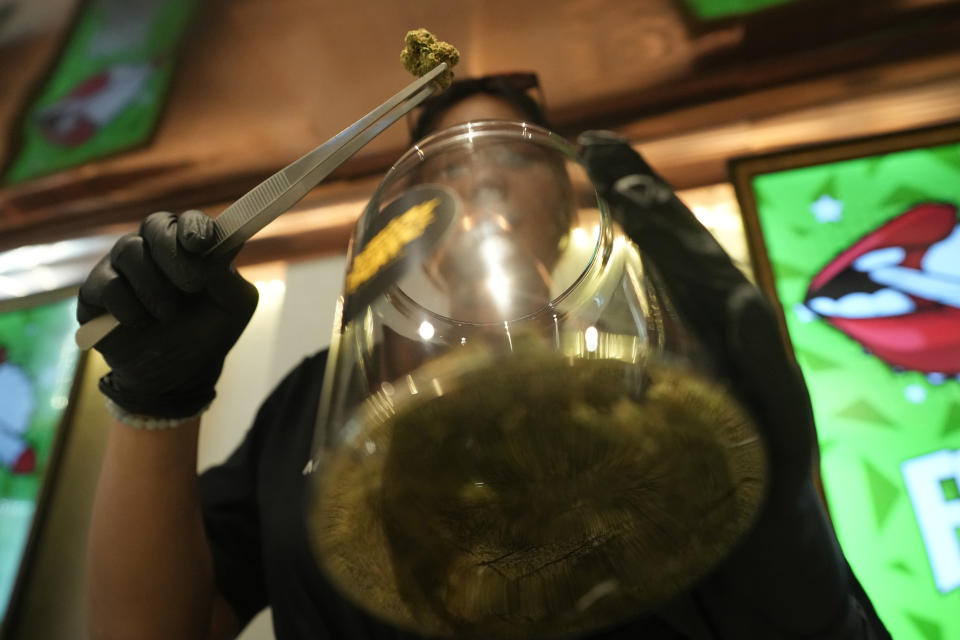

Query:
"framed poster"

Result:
[[0, 289, 83, 637], [680, 0, 803, 20], [731, 122, 960, 640], [2, 0, 198, 184]]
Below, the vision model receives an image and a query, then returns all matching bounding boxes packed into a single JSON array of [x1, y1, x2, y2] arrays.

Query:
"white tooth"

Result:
[[871, 266, 960, 308], [922, 225, 960, 280], [808, 288, 916, 318], [854, 246, 906, 272]]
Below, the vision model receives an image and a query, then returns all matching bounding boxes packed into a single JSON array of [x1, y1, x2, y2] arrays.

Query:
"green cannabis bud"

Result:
[[401, 28, 460, 90]]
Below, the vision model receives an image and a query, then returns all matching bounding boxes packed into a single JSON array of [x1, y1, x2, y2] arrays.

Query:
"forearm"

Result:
[[87, 419, 223, 640], [77, 209, 255, 639]]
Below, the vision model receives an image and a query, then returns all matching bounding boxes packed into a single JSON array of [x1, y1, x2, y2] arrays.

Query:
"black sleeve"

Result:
[[197, 355, 325, 629]]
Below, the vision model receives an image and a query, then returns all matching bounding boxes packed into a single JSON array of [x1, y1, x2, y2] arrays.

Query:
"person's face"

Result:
[[416, 95, 573, 323]]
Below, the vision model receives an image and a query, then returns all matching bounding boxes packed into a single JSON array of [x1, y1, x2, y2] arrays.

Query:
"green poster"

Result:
[[2, 0, 197, 184], [0, 296, 80, 625], [682, 0, 800, 19], [749, 141, 960, 639]]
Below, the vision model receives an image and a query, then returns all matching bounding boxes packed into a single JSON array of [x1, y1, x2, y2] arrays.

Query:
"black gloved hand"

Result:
[[577, 132, 889, 639], [77, 210, 258, 419]]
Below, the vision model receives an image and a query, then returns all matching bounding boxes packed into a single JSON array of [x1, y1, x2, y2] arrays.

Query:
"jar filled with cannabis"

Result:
[[307, 121, 767, 638]]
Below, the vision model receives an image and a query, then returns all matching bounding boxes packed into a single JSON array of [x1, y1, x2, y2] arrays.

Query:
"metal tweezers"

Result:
[[76, 62, 448, 350]]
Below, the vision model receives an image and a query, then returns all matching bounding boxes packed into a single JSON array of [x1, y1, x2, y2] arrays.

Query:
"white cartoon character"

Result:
[[36, 60, 157, 147], [0, 347, 36, 474]]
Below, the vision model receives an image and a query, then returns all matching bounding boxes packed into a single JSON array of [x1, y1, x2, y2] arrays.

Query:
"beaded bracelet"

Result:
[[104, 397, 209, 430]]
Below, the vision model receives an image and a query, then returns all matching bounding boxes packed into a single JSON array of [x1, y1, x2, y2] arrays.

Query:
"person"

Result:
[[80, 74, 891, 640]]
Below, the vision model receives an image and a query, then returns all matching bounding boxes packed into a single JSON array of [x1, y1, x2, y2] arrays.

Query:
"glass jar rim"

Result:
[[388, 120, 579, 181], [378, 121, 610, 328]]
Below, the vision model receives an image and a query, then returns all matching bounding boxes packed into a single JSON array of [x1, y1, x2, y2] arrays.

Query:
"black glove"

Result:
[[77, 210, 258, 419], [577, 131, 889, 639]]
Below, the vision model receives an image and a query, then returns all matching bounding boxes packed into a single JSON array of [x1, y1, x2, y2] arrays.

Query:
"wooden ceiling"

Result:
[[2, 0, 960, 257]]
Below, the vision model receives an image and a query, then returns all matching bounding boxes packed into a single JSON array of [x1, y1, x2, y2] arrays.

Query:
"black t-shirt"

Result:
[[197, 351, 697, 639]]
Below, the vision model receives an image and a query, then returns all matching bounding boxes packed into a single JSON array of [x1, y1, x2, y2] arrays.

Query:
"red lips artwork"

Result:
[[804, 202, 960, 376]]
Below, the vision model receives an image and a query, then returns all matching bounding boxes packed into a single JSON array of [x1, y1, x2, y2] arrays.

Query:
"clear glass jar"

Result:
[[306, 121, 766, 638]]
